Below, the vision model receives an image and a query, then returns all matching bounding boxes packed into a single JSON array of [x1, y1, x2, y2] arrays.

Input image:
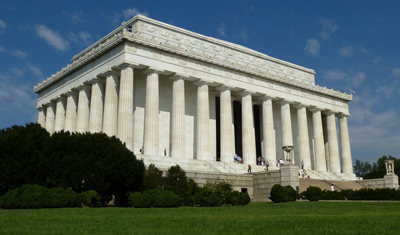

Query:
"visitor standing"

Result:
[[331, 183, 335, 191], [140, 146, 144, 154], [248, 164, 252, 173], [164, 148, 167, 156], [301, 161, 304, 169], [266, 161, 269, 171]]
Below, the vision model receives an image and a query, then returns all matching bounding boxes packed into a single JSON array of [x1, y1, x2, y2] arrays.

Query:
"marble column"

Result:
[[37, 106, 46, 128], [103, 70, 119, 137], [195, 80, 211, 161], [143, 69, 160, 156], [45, 102, 56, 134], [54, 96, 66, 132], [170, 74, 186, 159], [326, 111, 341, 173], [241, 91, 256, 164], [295, 104, 311, 170], [117, 64, 135, 151], [339, 114, 353, 174], [76, 84, 91, 133], [89, 78, 105, 133], [311, 108, 326, 171], [322, 116, 330, 171], [64, 91, 78, 133], [279, 101, 294, 164], [218, 86, 235, 163], [261, 96, 276, 166]]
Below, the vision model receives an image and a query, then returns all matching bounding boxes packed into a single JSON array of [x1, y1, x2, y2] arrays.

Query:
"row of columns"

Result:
[[37, 64, 353, 174]]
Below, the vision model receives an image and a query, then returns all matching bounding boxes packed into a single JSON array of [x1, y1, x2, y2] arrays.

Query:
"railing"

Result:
[[307, 169, 327, 180], [216, 161, 236, 174]]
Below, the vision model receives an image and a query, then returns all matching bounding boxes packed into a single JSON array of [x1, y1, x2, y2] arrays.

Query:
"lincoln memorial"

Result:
[[34, 15, 355, 180]]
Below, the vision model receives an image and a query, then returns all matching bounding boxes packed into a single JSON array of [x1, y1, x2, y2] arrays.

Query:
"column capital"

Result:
[[169, 73, 189, 81], [117, 62, 139, 69], [277, 99, 293, 105], [53, 95, 66, 102], [102, 69, 120, 77], [216, 85, 235, 92], [238, 89, 255, 97], [309, 106, 324, 113], [37, 105, 47, 111], [293, 103, 310, 109], [260, 95, 277, 101], [45, 101, 56, 107], [65, 89, 78, 97], [337, 112, 350, 118], [77, 83, 92, 91], [143, 67, 164, 75], [194, 79, 213, 87], [88, 76, 106, 84], [323, 110, 338, 116]]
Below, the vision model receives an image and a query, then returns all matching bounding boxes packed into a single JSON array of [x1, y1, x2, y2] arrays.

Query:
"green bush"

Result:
[[269, 184, 288, 203], [128, 192, 151, 208], [239, 192, 251, 205], [193, 188, 221, 207], [305, 187, 322, 201], [46, 187, 78, 208], [321, 189, 345, 200], [0, 187, 22, 209], [19, 184, 49, 209], [284, 186, 297, 202], [78, 190, 101, 207]]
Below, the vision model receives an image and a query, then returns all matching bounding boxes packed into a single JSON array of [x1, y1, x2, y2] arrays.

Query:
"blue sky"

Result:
[[1, 0, 399, 163]]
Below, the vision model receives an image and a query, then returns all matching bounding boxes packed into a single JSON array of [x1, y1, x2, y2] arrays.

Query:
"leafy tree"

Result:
[[142, 164, 163, 190], [353, 159, 372, 178], [355, 156, 399, 179], [164, 164, 199, 205]]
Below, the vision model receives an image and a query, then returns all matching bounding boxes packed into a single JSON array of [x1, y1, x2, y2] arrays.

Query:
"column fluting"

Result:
[[195, 81, 210, 161], [89, 78, 105, 133], [76, 84, 91, 133], [311, 109, 326, 171], [117, 65, 135, 151], [143, 70, 160, 156], [64, 91, 78, 133], [241, 91, 256, 164], [295, 104, 311, 170], [103, 71, 119, 137], [339, 114, 353, 174], [54, 96, 66, 132], [170, 75, 186, 159], [45, 102, 56, 134], [326, 111, 341, 173], [261, 96, 276, 166], [37, 106, 46, 128], [218, 86, 235, 163]]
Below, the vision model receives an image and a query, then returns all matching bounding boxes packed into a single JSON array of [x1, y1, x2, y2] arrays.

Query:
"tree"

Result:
[[354, 156, 400, 179], [353, 159, 372, 178], [142, 164, 163, 190]]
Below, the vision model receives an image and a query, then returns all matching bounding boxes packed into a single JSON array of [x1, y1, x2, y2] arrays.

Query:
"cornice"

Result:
[[34, 15, 352, 101]]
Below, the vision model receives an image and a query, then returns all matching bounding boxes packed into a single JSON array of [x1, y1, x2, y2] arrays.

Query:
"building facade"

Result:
[[34, 15, 353, 177]]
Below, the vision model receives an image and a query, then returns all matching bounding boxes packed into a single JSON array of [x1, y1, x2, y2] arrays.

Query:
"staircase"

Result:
[[299, 178, 365, 192]]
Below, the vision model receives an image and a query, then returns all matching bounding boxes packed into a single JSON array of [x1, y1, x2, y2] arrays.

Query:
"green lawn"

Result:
[[0, 201, 399, 234]]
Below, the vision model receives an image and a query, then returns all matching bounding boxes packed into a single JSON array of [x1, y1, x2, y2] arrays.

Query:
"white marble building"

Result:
[[34, 15, 354, 178]]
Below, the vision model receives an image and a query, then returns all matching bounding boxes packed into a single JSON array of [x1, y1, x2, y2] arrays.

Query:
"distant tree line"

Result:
[[353, 156, 399, 179]]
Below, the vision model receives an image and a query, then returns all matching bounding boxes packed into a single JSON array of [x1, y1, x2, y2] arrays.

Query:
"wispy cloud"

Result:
[[122, 8, 148, 20], [322, 69, 366, 87], [0, 19, 6, 34], [304, 38, 320, 57], [0, 74, 37, 113], [392, 68, 400, 77], [218, 22, 227, 38], [11, 50, 28, 59], [10, 68, 24, 77], [27, 63, 44, 80], [0, 45, 5, 52], [320, 18, 337, 40], [240, 29, 248, 42], [68, 31, 93, 46], [35, 25, 70, 51], [339, 45, 354, 58], [376, 86, 394, 99], [65, 11, 85, 24]]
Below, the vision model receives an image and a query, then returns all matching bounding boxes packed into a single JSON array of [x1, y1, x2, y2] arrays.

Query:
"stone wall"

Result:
[[357, 174, 399, 189]]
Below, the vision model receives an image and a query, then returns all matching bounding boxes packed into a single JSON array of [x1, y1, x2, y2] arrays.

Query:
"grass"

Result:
[[1, 201, 399, 234]]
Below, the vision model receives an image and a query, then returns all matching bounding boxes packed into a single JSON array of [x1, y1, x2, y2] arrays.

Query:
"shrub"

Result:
[[46, 187, 78, 208], [19, 184, 49, 209], [269, 184, 288, 203], [128, 192, 151, 208], [284, 186, 297, 202], [78, 190, 101, 207], [145, 188, 181, 207], [321, 189, 345, 200], [238, 192, 251, 205], [0, 187, 22, 209], [194, 188, 221, 207], [305, 186, 322, 201]]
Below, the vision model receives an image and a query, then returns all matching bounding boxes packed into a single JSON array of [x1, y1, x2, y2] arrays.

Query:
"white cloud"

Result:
[[320, 18, 337, 40], [0, 45, 5, 52], [27, 63, 43, 80], [350, 72, 366, 87], [376, 86, 394, 99], [66, 11, 85, 24], [372, 57, 381, 65], [10, 68, 24, 77], [35, 25, 70, 51], [392, 68, 400, 77], [323, 69, 346, 80], [218, 22, 227, 38], [0, 74, 37, 113], [339, 45, 354, 58], [68, 31, 93, 46], [304, 38, 320, 57], [240, 29, 248, 42], [0, 19, 6, 34], [122, 8, 148, 20], [369, 108, 400, 128], [11, 50, 28, 59]]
